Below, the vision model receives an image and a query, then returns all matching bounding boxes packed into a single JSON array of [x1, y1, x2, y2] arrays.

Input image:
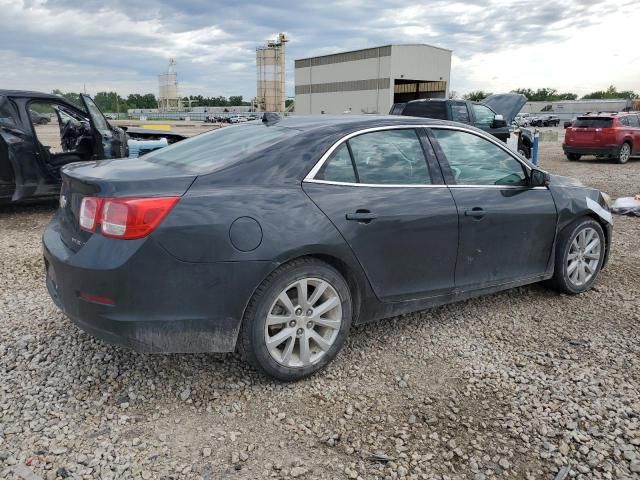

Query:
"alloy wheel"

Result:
[[264, 278, 342, 368], [566, 227, 601, 287], [620, 143, 631, 163]]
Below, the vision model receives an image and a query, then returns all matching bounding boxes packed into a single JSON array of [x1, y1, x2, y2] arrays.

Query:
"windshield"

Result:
[[143, 124, 296, 173], [573, 118, 613, 128]]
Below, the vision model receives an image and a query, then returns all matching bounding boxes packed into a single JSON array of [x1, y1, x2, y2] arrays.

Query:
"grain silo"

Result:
[[256, 33, 288, 113], [158, 59, 182, 111]]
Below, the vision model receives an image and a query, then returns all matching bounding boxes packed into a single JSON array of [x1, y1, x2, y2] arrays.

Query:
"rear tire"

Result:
[[547, 218, 605, 294], [238, 258, 352, 381], [566, 153, 581, 161], [617, 142, 631, 164]]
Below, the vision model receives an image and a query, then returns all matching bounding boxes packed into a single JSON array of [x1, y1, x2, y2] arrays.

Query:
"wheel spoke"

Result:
[[313, 317, 341, 330], [307, 281, 329, 307], [584, 239, 599, 254], [567, 260, 579, 276], [277, 291, 296, 315], [281, 337, 295, 366], [567, 252, 579, 261], [584, 252, 600, 260], [266, 328, 294, 348], [296, 279, 308, 309], [299, 332, 311, 364], [584, 262, 594, 274], [309, 330, 332, 351], [313, 296, 339, 318], [266, 314, 292, 327]]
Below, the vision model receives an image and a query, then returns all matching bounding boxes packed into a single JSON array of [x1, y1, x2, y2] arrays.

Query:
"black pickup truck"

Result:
[[390, 93, 533, 158]]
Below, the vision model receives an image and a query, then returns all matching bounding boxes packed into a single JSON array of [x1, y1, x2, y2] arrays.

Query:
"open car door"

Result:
[[80, 94, 128, 159], [0, 95, 47, 201]]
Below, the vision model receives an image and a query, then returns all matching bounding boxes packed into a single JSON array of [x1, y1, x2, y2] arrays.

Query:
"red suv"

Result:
[[563, 112, 640, 164]]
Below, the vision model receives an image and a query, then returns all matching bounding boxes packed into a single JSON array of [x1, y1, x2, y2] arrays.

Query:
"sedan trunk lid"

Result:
[[58, 158, 197, 252]]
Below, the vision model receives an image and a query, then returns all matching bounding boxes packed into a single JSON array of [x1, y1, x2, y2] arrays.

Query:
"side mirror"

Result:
[[492, 114, 507, 128], [530, 169, 549, 187]]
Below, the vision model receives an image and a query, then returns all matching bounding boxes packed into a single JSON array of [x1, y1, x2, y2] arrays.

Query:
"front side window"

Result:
[[348, 129, 431, 185], [431, 129, 527, 186], [472, 104, 495, 126]]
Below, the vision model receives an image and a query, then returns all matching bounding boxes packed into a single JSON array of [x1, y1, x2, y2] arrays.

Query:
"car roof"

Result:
[[0, 89, 69, 101], [266, 114, 453, 132]]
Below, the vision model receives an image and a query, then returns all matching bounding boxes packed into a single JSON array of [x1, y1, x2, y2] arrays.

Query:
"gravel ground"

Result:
[[1, 137, 639, 480]]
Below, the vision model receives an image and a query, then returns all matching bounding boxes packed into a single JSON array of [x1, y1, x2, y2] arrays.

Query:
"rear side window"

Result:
[[628, 115, 640, 127], [314, 129, 432, 185], [450, 102, 470, 123], [349, 129, 431, 185], [316, 144, 356, 183], [144, 125, 295, 173], [0, 97, 18, 128], [402, 101, 447, 120], [618, 116, 630, 127], [573, 117, 613, 128]]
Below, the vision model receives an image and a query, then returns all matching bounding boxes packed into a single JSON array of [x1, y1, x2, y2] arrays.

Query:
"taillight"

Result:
[[602, 128, 616, 136], [79, 197, 102, 232], [79, 197, 179, 239]]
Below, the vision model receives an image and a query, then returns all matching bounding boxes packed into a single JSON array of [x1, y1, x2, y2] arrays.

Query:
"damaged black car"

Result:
[[0, 90, 185, 203]]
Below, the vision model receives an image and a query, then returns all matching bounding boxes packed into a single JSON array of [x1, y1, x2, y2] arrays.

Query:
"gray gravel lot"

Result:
[[1, 134, 639, 480]]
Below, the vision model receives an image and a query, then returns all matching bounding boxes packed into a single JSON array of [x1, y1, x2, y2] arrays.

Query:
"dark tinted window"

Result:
[[573, 117, 613, 128], [389, 103, 406, 115], [144, 125, 295, 173], [450, 102, 470, 122], [316, 144, 356, 183], [348, 129, 431, 185], [402, 101, 447, 120], [628, 115, 640, 127], [432, 129, 527, 186]]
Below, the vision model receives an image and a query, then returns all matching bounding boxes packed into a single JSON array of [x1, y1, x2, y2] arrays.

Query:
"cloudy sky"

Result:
[[1, 0, 638, 99]]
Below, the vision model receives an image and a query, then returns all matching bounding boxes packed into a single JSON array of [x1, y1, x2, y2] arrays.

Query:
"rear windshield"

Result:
[[573, 117, 613, 128], [143, 124, 296, 173], [402, 101, 448, 120]]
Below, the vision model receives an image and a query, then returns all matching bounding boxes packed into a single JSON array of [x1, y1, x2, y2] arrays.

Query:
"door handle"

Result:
[[464, 207, 486, 219], [346, 209, 376, 224]]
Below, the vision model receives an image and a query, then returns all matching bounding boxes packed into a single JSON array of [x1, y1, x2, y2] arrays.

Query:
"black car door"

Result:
[[0, 95, 48, 201], [303, 127, 459, 302], [427, 126, 558, 290]]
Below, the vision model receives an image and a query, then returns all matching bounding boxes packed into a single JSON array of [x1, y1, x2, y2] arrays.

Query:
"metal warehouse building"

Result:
[[294, 44, 452, 115]]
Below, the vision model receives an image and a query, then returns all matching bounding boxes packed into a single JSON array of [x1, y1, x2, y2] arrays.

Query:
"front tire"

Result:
[[548, 218, 605, 294], [238, 258, 352, 381]]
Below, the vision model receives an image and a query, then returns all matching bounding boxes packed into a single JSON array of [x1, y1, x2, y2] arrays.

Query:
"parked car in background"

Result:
[[563, 112, 640, 163], [531, 115, 560, 127], [390, 93, 534, 158], [44, 115, 612, 381], [29, 110, 51, 125], [0, 90, 185, 203], [564, 119, 576, 129], [514, 112, 531, 127]]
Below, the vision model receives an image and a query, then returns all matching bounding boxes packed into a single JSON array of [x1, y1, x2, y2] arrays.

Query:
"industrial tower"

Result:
[[158, 59, 182, 111], [256, 33, 288, 112]]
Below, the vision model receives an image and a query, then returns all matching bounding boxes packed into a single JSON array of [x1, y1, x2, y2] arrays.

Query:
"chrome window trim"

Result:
[[303, 124, 539, 189], [305, 178, 547, 190]]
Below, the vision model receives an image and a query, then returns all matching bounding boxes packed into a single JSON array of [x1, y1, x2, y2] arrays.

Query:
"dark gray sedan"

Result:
[[43, 115, 613, 381]]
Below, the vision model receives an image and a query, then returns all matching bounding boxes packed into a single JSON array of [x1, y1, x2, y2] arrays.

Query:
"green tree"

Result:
[[228, 96, 243, 106], [463, 90, 492, 102], [582, 85, 639, 100], [51, 89, 82, 107]]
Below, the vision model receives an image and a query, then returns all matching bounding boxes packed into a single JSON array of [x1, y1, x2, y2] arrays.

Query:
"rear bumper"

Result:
[[43, 214, 276, 353], [562, 144, 620, 157]]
